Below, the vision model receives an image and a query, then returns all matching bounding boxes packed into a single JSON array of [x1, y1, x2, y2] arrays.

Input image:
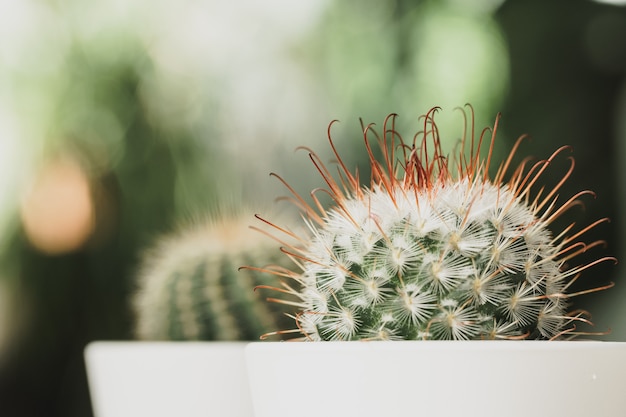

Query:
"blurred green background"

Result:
[[0, 0, 625, 415]]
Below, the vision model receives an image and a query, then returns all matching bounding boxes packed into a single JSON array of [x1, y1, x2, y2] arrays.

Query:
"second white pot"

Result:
[[85, 341, 252, 417], [245, 340, 626, 417]]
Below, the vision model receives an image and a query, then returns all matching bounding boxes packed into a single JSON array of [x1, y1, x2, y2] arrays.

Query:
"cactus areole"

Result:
[[249, 107, 615, 341]]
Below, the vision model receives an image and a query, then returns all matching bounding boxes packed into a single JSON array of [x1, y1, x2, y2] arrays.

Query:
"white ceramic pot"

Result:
[[245, 341, 626, 417], [84, 341, 253, 417]]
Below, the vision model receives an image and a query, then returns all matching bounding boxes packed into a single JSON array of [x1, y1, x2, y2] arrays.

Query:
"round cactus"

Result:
[[133, 210, 295, 341], [254, 108, 615, 341]]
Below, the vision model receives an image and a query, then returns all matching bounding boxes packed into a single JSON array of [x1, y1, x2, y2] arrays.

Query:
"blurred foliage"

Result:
[[0, 7, 228, 416], [294, 0, 510, 171]]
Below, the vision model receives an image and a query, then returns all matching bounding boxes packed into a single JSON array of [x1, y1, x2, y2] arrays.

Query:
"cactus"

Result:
[[253, 107, 615, 341], [133, 211, 295, 341]]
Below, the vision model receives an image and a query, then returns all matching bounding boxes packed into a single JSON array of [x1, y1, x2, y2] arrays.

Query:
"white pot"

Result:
[[84, 341, 253, 417], [245, 341, 626, 417]]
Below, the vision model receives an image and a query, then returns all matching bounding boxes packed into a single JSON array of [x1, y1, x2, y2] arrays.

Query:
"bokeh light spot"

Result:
[[20, 156, 95, 255]]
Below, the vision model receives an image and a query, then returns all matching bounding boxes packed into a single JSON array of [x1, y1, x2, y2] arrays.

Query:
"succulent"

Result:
[[253, 107, 615, 341], [133, 212, 294, 341]]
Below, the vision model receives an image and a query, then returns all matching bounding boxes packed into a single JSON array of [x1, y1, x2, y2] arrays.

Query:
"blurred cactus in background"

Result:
[[133, 209, 295, 341]]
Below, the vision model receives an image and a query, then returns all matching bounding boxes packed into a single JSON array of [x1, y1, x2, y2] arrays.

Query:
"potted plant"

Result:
[[243, 107, 626, 417], [85, 210, 295, 417]]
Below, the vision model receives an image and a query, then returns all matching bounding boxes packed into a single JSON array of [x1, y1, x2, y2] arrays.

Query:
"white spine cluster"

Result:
[[296, 179, 567, 341]]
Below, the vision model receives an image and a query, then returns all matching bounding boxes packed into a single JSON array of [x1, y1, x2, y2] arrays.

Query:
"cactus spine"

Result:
[[254, 108, 615, 341], [133, 212, 293, 341]]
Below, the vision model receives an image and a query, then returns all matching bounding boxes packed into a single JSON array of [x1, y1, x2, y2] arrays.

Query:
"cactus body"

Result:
[[255, 109, 614, 341], [133, 214, 293, 341]]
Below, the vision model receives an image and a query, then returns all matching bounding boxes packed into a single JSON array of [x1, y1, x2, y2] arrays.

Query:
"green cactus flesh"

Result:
[[255, 109, 614, 341], [133, 217, 294, 341]]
